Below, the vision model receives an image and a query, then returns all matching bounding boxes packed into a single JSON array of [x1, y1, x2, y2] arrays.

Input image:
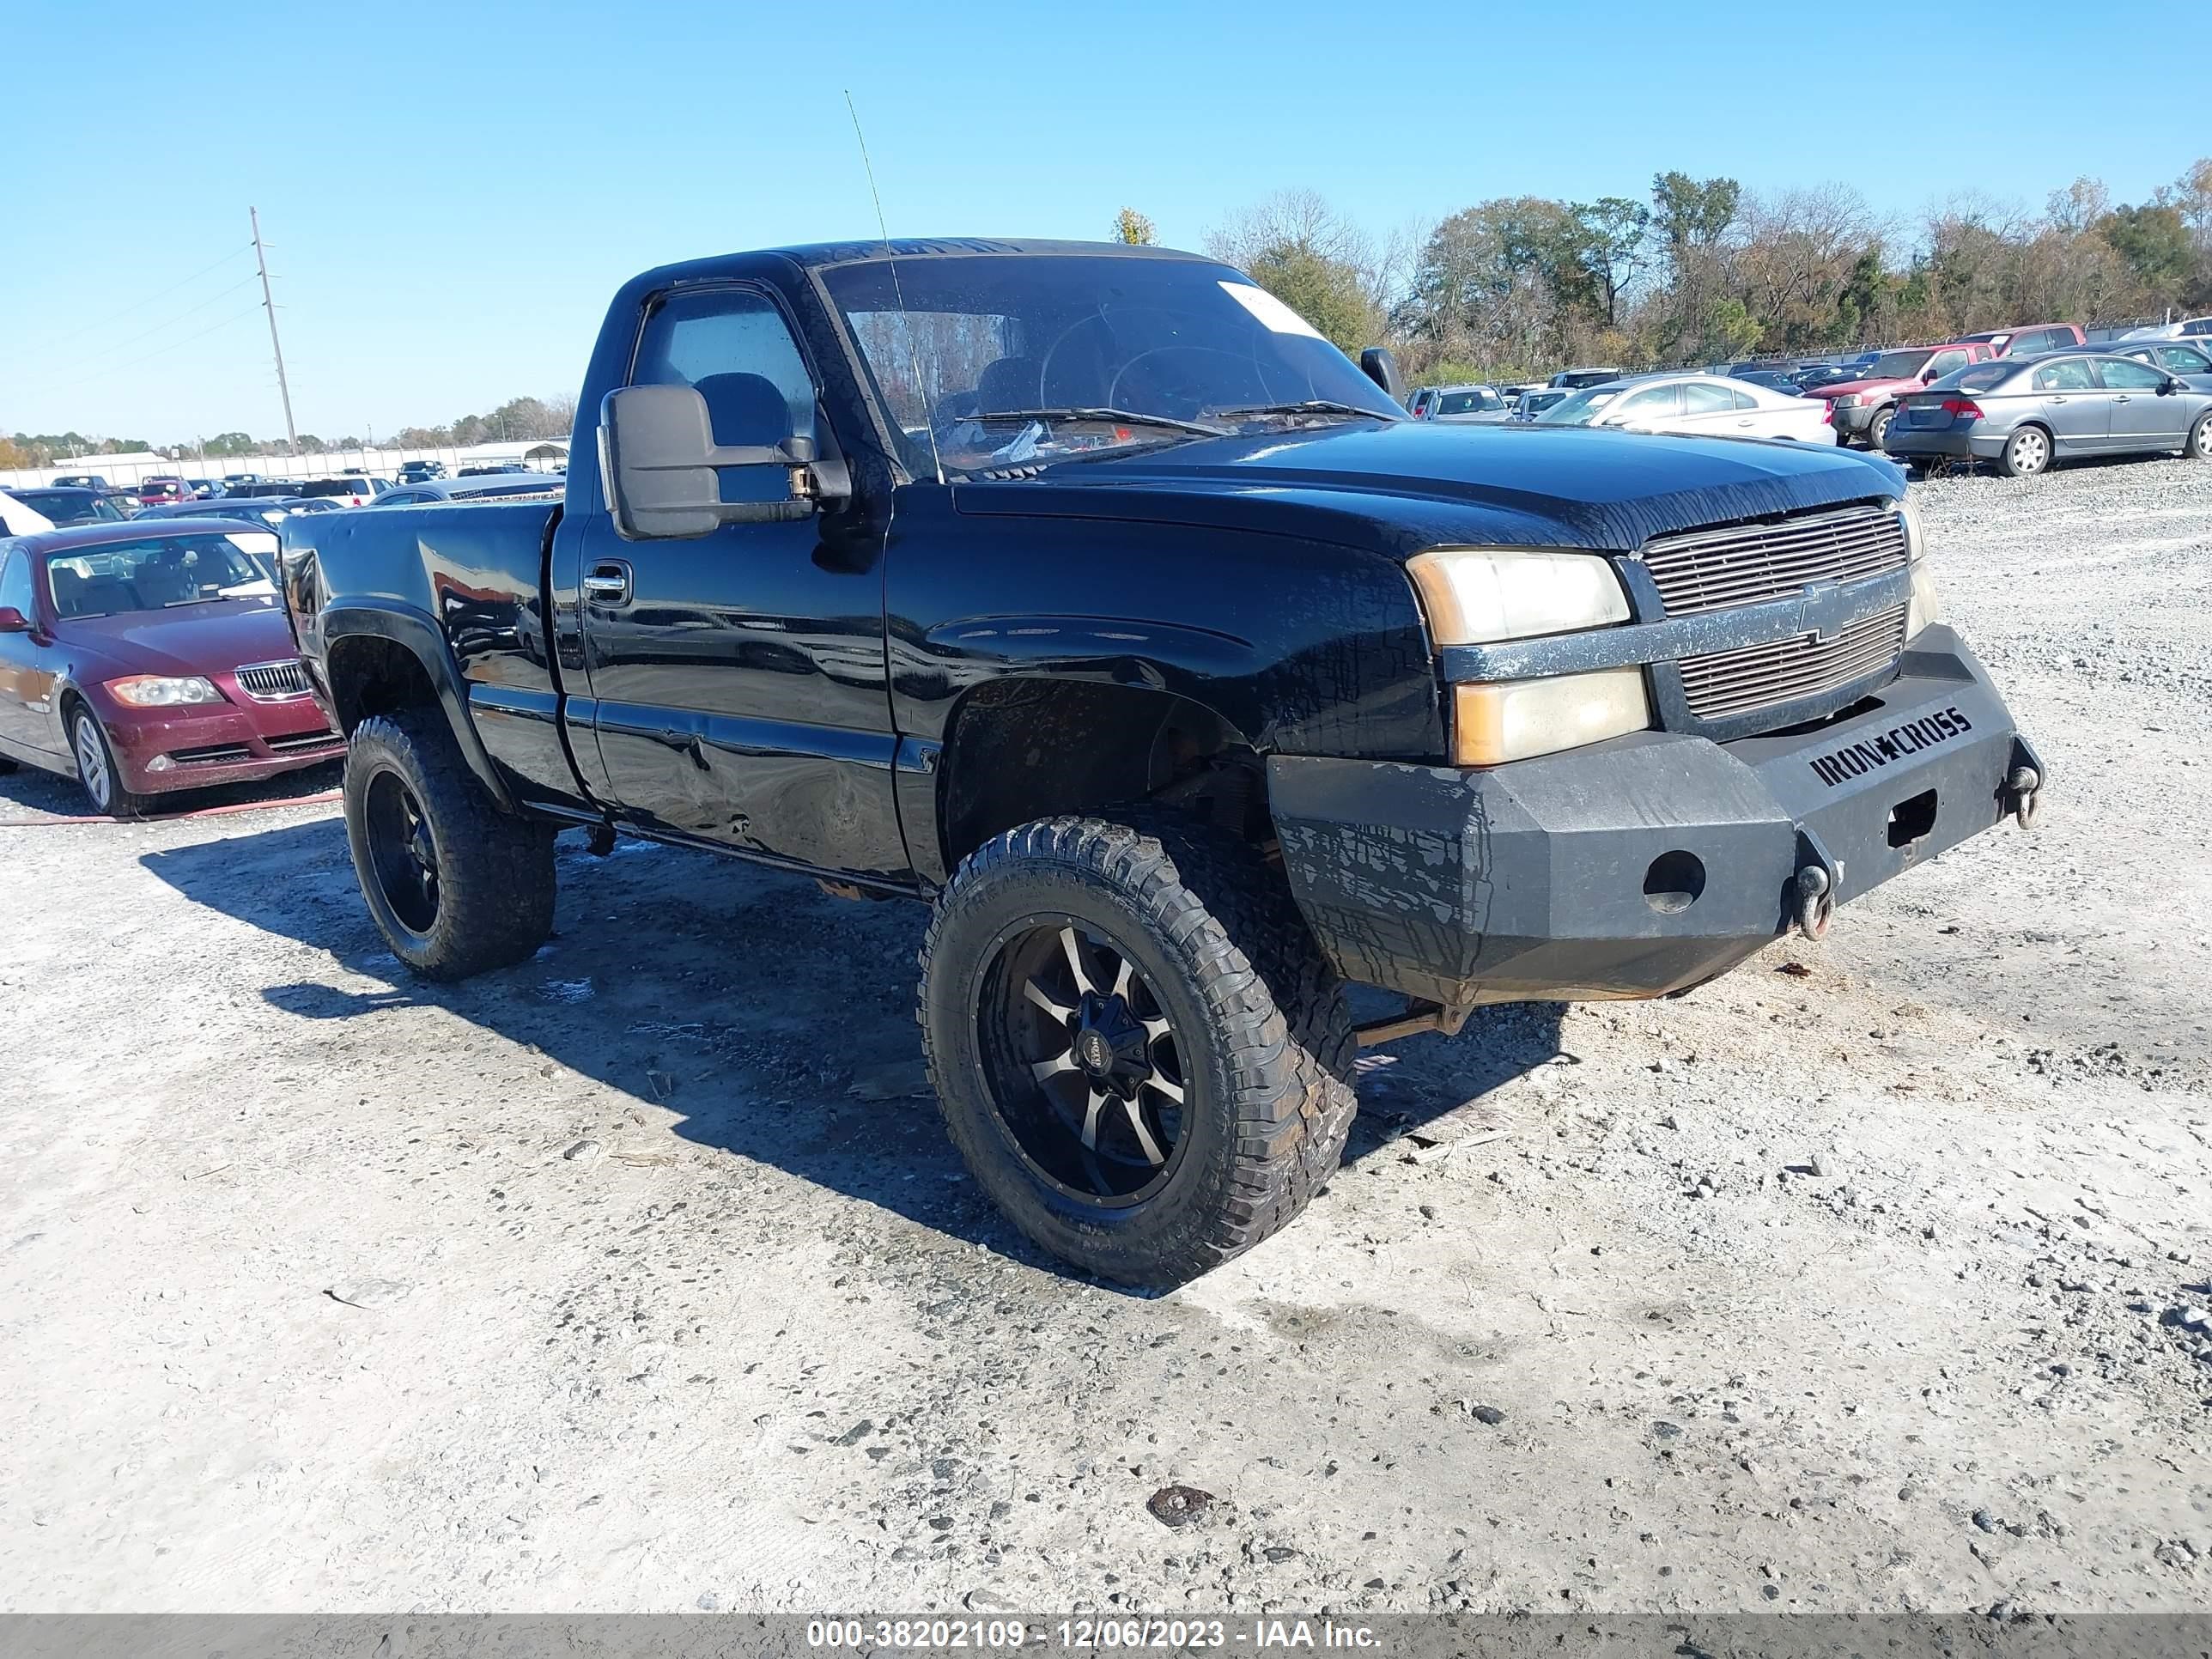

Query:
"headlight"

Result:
[[1832, 394, 1860, 409], [1906, 561, 1943, 638], [1895, 494, 1925, 562], [1406, 547, 1632, 645], [106, 674, 224, 707], [1894, 495, 1941, 636], [1407, 547, 1650, 766], [1450, 670, 1652, 767]]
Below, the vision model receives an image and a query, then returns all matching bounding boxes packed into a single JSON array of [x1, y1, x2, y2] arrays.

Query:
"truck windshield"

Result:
[[816, 251, 1401, 471]]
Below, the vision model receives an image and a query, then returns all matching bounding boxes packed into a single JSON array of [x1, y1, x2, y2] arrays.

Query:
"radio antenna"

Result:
[[846, 89, 945, 486]]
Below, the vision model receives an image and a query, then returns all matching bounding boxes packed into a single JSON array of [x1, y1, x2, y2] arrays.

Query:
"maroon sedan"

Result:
[[137, 476, 193, 508], [0, 520, 345, 816]]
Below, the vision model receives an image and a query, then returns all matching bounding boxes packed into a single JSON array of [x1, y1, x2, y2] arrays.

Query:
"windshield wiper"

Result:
[[1210, 399, 1398, 423], [966, 407, 1230, 439]]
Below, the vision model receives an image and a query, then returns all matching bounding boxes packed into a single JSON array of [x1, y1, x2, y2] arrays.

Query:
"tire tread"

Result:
[[343, 709, 555, 980], [919, 810, 1356, 1285]]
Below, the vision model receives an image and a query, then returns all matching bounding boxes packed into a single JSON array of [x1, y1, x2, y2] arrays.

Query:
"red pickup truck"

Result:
[[1813, 343, 1997, 449]]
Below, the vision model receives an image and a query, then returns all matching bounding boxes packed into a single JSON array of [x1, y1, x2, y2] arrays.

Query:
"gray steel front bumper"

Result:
[[1269, 626, 2039, 1006]]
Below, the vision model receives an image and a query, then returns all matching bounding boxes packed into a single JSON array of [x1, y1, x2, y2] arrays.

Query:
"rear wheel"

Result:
[[2187, 410, 2212, 461], [343, 710, 555, 979], [68, 702, 149, 818], [1999, 424, 2052, 477], [920, 812, 1357, 1286]]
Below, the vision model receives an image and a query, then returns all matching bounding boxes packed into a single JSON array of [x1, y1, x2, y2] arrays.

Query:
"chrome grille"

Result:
[[1642, 503, 1907, 615], [1644, 503, 1911, 723], [1678, 605, 1908, 721], [235, 659, 310, 701]]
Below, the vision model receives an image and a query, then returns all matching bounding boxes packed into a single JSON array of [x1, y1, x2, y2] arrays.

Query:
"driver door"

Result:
[[1607, 383, 1686, 432], [2099, 356, 2187, 448], [571, 284, 905, 882], [0, 547, 64, 763]]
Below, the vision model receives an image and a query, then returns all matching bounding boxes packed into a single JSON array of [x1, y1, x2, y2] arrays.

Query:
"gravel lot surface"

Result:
[[2, 456, 2208, 1617]]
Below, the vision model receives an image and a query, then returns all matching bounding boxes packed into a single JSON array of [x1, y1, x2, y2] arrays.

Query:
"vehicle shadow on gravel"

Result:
[[142, 818, 1564, 1286], [0, 757, 340, 825]]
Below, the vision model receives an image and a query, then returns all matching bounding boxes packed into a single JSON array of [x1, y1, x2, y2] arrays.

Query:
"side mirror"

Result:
[[600, 384, 824, 541], [2160, 376, 2184, 395], [0, 606, 30, 634], [1358, 346, 1407, 405]]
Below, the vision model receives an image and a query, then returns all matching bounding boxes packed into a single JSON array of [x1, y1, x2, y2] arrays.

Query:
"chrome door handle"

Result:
[[2113, 395, 2132, 404], [582, 562, 631, 603]]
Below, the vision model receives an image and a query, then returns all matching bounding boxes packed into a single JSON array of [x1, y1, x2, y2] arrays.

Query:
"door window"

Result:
[[1923, 349, 1968, 380], [1680, 382, 1737, 416], [2032, 360, 2095, 392], [2094, 357, 2165, 390], [0, 549, 30, 615], [2159, 345, 2210, 374], [1613, 384, 1683, 421], [632, 289, 817, 449]]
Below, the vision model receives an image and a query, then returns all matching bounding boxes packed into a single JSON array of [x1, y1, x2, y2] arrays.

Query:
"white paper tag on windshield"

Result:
[[1220, 281, 1324, 340]]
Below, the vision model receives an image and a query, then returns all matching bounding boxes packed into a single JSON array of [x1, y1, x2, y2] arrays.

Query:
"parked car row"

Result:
[[1881, 347, 2212, 477]]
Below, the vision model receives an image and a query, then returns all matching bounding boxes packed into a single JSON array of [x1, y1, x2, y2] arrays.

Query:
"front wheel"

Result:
[[2187, 410, 2212, 462], [70, 703, 149, 818], [343, 710, 555, 980], [920, 813, 1357, 1286], [1999, 424, 2052, 477], [1866, 405, 1896, 451]]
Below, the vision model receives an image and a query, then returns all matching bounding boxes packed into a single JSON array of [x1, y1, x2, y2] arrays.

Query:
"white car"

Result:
[[2119, 315, 2212, 342], [1533, 372, 1834, 444], [0, 489, 58, 536], [297, 474, 388, 508]]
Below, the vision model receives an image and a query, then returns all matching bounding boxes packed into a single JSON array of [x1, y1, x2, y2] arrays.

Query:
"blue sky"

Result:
[[4, 0, 2199, 443]]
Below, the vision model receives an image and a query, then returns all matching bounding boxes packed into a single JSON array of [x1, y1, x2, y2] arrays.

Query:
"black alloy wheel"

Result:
[[362, 767, 441, 935], [980, 920, 1189, 1206]]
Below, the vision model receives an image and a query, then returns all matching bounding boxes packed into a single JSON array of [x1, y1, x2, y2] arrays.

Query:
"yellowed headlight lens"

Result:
[[1450, 670, 1651, 767], [1407, 548, 1631, 646]]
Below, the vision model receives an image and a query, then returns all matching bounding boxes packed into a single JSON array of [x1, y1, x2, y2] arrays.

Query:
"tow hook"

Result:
[[2007, 765, 2042, 831], [1793, 865, 1833, 942], [1791, 830, 1840, 944]]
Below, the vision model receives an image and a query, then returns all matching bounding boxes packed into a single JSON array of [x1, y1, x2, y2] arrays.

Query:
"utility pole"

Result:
[[250, 206, 299, 455]]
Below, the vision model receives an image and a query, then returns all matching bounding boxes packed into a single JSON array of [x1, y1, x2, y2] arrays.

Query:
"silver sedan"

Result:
[[1885, 353, 2212, 477]]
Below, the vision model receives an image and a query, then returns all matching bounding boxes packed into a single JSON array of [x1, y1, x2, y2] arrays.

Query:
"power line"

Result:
[[45, 242, 254, 337], [60, 307, 265, 393], [70, 271, 263, 372]]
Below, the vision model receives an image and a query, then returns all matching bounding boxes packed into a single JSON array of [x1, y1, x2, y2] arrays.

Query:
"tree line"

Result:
[[1134, 155, 2212, 384]]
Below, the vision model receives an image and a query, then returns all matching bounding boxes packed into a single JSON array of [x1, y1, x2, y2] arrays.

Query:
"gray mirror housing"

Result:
[[600, 384, 820, 540]]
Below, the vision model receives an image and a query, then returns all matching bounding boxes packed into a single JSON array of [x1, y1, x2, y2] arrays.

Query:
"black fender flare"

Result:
[[322, 601, 516, 811]]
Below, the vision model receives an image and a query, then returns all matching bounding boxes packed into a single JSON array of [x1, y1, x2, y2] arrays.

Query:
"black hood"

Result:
[[951, 420, 1904, 559]]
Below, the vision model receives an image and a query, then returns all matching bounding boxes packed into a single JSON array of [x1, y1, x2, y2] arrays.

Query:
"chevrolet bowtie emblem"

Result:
[[1796, 580, 1844, 645]]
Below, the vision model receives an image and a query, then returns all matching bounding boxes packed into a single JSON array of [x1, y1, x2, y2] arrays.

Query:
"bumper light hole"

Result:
[[1643, 851, 1706, 915], [1887, 788, 1938, 848]]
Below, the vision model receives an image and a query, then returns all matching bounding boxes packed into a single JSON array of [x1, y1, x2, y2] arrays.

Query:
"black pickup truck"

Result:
[[283, 238, 2045, 1285]]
